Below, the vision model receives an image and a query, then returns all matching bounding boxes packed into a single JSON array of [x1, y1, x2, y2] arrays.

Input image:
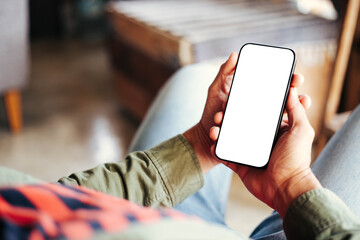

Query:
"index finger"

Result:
[[220, 53, 238, 76], [291, 74, 304, 88]]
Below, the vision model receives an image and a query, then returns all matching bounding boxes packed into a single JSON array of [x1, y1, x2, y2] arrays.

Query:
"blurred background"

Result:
[[0, 0, 359, 236]]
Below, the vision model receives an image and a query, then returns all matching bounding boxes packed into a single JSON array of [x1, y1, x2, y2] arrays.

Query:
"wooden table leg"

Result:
[[4, 90, 23, 133]]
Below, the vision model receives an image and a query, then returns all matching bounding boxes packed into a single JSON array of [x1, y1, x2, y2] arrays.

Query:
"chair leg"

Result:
[[4, 90, 23, 133]]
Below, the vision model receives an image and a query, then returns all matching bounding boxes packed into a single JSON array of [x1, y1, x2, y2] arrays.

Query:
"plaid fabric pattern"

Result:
[[0, 183, 189, 240]]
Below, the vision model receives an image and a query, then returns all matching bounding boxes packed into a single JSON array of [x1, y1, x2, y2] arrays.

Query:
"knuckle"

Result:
[[303, 124, 315, 139], [208, 84, 213, 93], [308, 126, 315, 139], [292, 122, 315, 139], [220, 63, 226, 72]]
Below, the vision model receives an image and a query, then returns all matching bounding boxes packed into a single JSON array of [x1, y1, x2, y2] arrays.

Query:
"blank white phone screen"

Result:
[[215, 44, 295, 167]]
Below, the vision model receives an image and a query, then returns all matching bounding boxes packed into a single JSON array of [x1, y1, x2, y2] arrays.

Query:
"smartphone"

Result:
[[215, 43, 296, 168]]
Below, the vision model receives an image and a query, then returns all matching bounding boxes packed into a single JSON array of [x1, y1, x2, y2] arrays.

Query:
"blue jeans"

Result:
[[128, 63, 360, 239], [128, 62, 233, 225]]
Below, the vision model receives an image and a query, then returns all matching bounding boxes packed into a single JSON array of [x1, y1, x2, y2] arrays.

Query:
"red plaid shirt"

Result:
[[0, 183, 190, 239]]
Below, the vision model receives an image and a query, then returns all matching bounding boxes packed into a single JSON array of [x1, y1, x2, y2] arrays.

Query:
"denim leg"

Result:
[[127, 63, 233, 225], [250, 105, 360, 240], [311, 105, 360, 216], [249, 211, 284, 240]]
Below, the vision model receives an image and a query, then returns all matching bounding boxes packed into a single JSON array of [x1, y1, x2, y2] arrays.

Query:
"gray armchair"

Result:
[[0, 0, 29, 132]]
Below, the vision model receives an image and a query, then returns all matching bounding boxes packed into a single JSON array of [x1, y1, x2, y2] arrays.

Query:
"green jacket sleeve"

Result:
[[58, 135, 204, 207], [283, 188, 360, 240]]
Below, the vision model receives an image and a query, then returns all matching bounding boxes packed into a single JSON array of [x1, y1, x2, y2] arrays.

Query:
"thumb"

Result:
[[216, 53, 238, 81], [286, 87, 307, 127]]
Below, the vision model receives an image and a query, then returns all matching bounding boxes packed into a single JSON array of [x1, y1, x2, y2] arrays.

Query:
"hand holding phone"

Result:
[[215, 43, 296, 168], [210, 45, 320, 216]]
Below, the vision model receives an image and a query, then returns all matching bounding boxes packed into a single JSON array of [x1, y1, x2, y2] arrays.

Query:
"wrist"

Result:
[[274, 169, 322, 218], [183, 123, 219, 174]]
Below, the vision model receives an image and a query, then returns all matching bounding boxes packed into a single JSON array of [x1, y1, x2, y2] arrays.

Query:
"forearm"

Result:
[[274, 169, 322, 218], [283, 188, 360, 240], [183, 123, 219, 175], [58, 135, 204, 207], [276, 169, 360, 240]]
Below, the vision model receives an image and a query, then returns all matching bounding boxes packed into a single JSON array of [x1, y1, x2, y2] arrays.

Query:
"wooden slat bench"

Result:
[[107, 0, 339, 135]]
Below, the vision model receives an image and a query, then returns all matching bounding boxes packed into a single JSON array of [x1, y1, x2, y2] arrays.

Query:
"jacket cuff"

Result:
[[283, 188, 360, 240], [145, 134, 204, 206]]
